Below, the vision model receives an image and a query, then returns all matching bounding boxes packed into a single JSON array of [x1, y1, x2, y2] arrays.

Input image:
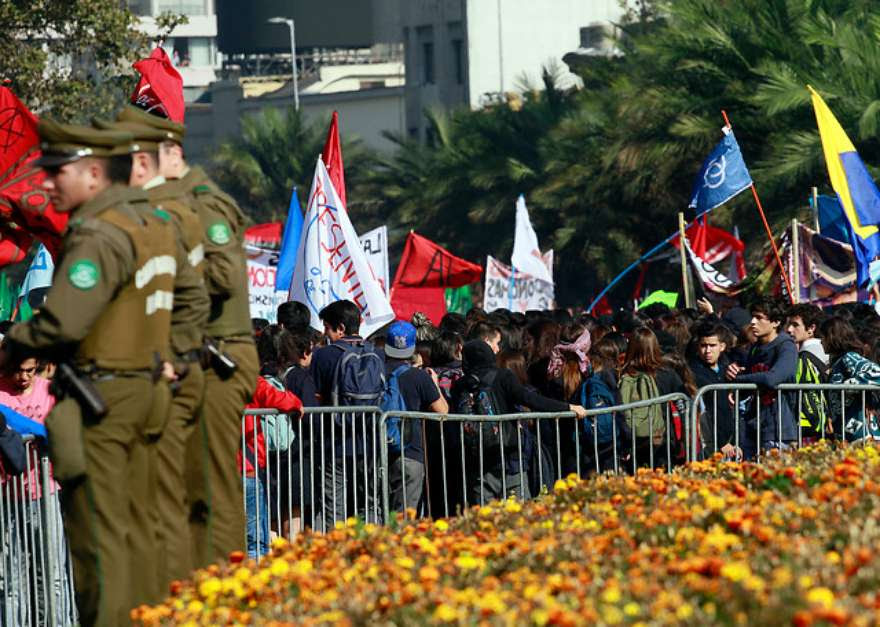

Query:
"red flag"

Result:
[[131, 47, 185, 123], [672, 220, 746, 278], [0, 87, 66, 258], [390, 286, 447, 326], [321, 112, 346, 210], [391, 231, 482, 289]]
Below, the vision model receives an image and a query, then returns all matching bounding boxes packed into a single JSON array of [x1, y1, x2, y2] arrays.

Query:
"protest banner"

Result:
[[289, 157, 393, 337], [483, 255, 554, 313], [246, 240, 285, 322], [359, 225, 389, 295]]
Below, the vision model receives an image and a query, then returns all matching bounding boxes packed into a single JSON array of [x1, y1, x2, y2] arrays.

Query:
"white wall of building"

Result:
[[183, 82, 405, 165], [465, 0, 621, 107]]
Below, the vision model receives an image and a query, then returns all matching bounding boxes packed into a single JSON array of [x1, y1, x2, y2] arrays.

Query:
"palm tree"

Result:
[[210, 106, 379, 224]]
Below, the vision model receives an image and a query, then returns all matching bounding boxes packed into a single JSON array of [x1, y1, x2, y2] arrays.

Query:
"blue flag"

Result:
[[274, 188, 304, 293], [812, 194, 851, 244], [688, 128, 753, 214]]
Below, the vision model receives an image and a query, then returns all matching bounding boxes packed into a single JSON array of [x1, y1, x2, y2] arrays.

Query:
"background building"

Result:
[[397, 0, 622, 140], [129, 0, 220, 102]]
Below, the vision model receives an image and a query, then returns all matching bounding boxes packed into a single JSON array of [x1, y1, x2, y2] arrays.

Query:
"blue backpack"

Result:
[[580, 375, 617, 446], [330, 341, 385, 439], [381, 364, 410, 454]]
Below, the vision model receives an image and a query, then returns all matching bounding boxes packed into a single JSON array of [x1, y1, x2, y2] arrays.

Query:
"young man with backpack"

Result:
[[785, 304, 829, 442], [451, 341, 588, 505], [380, 321, 448, 514], [726, 298, 798, 458], [310, 300, 385, 528]]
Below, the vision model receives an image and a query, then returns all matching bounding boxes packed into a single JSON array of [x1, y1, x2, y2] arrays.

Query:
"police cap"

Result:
[[35, 119, 134, 167]]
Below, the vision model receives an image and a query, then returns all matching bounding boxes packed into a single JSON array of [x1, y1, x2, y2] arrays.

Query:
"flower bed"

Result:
[[134, 442, 880, 625]]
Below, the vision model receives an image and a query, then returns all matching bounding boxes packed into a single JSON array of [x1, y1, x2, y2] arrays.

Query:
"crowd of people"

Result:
[[240, 294, 880, 555]]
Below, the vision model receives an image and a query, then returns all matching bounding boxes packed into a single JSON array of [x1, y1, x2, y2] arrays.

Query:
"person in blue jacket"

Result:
[[725, 298, 797, 458]]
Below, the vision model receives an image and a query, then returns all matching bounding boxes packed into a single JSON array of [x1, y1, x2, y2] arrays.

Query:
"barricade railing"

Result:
[[241, 406, 384, 561], [380, 393, 691, 520], [691, 382, 880, 462], [1, 435, 77, 626]]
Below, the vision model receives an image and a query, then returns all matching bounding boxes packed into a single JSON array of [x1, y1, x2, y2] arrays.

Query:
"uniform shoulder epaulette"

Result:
[[192, 183, 213, 194]]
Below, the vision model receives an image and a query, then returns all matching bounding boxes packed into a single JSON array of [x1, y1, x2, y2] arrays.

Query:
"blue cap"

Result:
[[385, 320, 416, 359]]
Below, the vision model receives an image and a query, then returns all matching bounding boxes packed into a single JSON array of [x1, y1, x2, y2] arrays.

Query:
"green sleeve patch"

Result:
[[207, 221, 231, 245], [193, 184, 212, 194], [153, 208, 171, 222], [68, 259, 100, 290]]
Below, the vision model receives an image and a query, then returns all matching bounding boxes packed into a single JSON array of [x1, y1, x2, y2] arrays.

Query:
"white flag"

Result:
[[19, 244, 54, 298], [359, 225, 390, 295], [289, 157, 394, 337], [511, 194, 553, 284], [684, 239, 736, 294]]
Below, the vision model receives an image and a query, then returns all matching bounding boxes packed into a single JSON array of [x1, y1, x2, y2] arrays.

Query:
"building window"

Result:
[[164, 36, 214, 66], [156, 0, 207, 16], [580, 25, 606, 49], [127, 0, 152, 16], [422, 41, 435, 85], [451, 39, 464, 85]]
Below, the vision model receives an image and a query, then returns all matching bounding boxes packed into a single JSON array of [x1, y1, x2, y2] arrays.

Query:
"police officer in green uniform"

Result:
[[96, 110, 210, 590], [123, 106, 258, 567], [1, 121, 179, 626]]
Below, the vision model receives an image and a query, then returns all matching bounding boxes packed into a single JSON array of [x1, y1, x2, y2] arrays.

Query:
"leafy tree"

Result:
[[0, 1, 151, 120], [210, 106, 380, 224]]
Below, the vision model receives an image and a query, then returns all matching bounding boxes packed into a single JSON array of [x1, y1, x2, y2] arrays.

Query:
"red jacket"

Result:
[[239, 376, 303, 476]]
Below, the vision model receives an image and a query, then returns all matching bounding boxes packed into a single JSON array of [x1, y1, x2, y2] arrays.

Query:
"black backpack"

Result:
[[456, 371, 517, 454]]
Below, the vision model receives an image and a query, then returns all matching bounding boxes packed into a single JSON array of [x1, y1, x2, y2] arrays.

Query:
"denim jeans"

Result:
[[244, 475, 269, 559]]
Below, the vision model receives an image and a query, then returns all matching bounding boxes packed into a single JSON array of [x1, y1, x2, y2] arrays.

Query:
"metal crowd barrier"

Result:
[[240, 394, 690, 549], [1, 436, 77, 626], [241, 406, 384, 561], [690, 382, 880, 461], [380, 392, 691, 519]]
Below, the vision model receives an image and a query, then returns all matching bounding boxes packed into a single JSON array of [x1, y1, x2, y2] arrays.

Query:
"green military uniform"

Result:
[[124, 106, 258, 567], [182, 165, 258, 567], [97, 112, 211, 589], [4, 121, 178, 627]]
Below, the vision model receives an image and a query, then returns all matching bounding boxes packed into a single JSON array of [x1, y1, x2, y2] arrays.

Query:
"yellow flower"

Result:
[[798, 575, 813, 589], [395, 556, 415, 569], [292, 559, 313, 575], [720, 561, 750, 582], [434, 603, 457, 622], [602, 604, 624, 625], [434, 519, 449, 532], [269, 559, 289, 577], [417, 536, 438, 556], [624, 602, 641, 616], [234, 567, 251, 582], [531, 609, 550, 626], [454, 554, 485, 570], [187, 600, 204, 613], [676, 604, 694, 620], [504, 498, 522, 513], [553, 479, 568, 492], [478, 591, 505, 614], [826, 551, 841, 564], [198, 577, 222, 599], [601, 586, 621, 604], [675, 489, 689, 500], [806, 587, 835, 610]]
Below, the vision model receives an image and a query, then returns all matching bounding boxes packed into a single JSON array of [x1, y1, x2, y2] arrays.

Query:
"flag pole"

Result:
[[678, 212, 692, 308], [721, 110, 794, 303], [810, 186, 820, 232], [791, 219, 800, 304]]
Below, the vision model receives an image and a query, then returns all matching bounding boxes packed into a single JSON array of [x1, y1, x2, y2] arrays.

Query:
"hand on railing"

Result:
[[569, 405, 589, 419]]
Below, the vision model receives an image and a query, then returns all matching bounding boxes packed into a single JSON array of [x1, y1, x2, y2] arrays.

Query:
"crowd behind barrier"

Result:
[[240, 381, 880, 557]]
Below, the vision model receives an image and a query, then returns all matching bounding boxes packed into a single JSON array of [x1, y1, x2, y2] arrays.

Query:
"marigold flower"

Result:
[[806, 586, 836, 609]]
